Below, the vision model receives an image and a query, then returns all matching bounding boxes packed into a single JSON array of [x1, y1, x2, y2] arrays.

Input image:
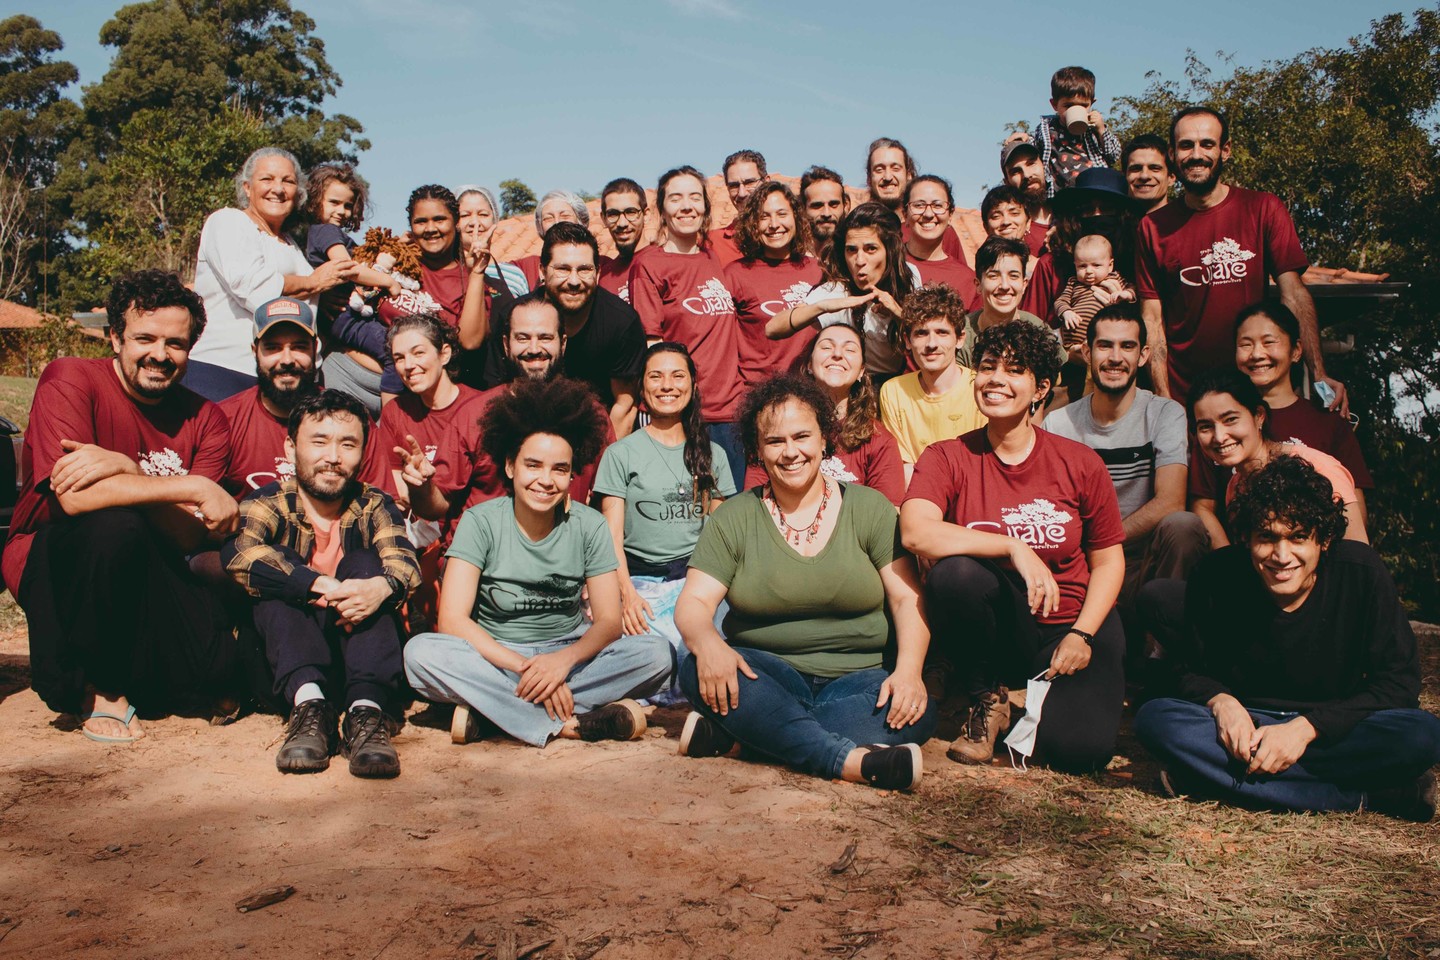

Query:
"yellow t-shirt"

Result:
[[879, 368, 987, 464]]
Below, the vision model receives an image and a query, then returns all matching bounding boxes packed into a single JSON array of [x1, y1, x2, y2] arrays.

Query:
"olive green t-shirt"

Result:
[[689, 482, 905, 678]]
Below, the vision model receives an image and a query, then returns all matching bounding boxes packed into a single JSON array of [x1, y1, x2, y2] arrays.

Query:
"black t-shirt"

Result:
[[474, 289, 646, 404], [1177, 539, 1420, 742]]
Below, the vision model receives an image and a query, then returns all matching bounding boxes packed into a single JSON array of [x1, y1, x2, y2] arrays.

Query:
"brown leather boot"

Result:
[[947, 687, 1010, 764]]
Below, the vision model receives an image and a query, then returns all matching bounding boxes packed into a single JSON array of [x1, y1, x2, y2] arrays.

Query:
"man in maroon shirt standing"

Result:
[[3, 271, 241, 744], [709, 149, 769, 267], [598, 177, 649, 301], [1136, 107, 1346, 415], [868, 137, 967, 262]]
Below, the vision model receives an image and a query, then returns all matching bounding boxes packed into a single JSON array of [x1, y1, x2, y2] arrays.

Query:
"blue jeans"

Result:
[[1136, 697, 1440, 812], [678, 647, 938, 779]]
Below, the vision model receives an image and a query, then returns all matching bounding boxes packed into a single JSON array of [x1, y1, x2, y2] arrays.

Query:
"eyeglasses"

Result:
[[726, 177, 763, 193], [907, 200, 950, 214], [603, 208, 644, 224]]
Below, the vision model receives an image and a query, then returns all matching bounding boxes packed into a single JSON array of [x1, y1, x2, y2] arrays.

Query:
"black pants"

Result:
[[925, 555, 1126, 772], [250, 547, 403, 710], [18, 508, 239, 715]]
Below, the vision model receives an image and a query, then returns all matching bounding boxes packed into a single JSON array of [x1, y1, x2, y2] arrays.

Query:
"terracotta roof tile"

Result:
[[0, 300, 47, 329]]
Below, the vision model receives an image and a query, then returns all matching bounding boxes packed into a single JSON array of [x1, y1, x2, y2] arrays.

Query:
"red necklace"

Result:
[[764, 478, 832, 546]]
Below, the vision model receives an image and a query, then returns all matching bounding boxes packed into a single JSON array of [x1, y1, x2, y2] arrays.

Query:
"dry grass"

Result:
[[0, 375, 36, 430], [890, 623, 1440, 958]]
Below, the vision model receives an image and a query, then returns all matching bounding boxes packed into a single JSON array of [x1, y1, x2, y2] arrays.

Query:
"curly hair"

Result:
[[106, 270, 207, 345], [1227, 454, 1346, 547], [737, 374, 837, 466], [733, 182, 811, 263], [305, 163, 369, 232], [642, 342, 717, 506], [480, 377, 608, 489], [800, 323, 878, 452], [972, 318, 1062, 389], [386, 313, 461, 380], [899, 284, 967, 339]]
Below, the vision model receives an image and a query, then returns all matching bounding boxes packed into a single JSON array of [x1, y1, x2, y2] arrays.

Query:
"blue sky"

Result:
[[15, 1, 1419, 225]]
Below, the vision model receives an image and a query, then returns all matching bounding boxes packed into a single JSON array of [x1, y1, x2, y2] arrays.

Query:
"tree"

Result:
[[1112, 8, 1440, 616], [499, 179, 537, 219], [0, 15, 79, 305]]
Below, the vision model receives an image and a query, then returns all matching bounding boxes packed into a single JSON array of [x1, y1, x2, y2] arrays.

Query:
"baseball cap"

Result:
[[252, 296, 317, 340], [1000, 139, 1040, 173]]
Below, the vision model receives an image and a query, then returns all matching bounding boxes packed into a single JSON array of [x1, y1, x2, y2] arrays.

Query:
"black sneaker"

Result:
[[678, 711, 736, 758], [1366, 771, 1438, 822], [859, 743, 923, 791], [276, 699, 338, 773], [575, 699, 646, 742], [342, 705, 400, 779]]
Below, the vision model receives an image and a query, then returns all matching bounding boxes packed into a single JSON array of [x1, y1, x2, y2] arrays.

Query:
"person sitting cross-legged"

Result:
[[404, 377, 672, 748], [223, 389, 420, 777], [1136, 455, 1440, 821]]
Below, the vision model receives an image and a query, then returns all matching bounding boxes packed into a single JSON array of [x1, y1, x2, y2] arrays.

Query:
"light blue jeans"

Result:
[[404, 628, 672, 746]]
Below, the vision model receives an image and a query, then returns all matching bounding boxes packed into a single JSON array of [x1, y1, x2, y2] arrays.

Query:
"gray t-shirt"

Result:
[[593, 429, 737, 566], [445, 497, 617, 644], [1043, 389, 1188, 519]]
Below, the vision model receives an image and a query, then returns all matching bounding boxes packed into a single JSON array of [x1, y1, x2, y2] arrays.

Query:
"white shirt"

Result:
[[811, 262, 922, 375], [191, 208, 314, 374]]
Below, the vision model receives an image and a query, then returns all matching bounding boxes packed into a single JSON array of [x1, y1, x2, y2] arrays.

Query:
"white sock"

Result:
[[294, 682, 324, 706], [350, 698, 381, 713]]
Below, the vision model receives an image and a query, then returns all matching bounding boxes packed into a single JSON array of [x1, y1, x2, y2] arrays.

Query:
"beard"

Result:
[[506, 351, 560, 383], [1093, 364, 1140, 397], [258, 363, 318, 414], [1180, 154, 1225, 196], [125, 358, 178, 400], [296, 459, 353, 503]]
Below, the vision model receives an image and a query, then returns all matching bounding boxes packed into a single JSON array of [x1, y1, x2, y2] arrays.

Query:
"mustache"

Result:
[[139, 360, 176, 374], [517, 351, 553, 362]]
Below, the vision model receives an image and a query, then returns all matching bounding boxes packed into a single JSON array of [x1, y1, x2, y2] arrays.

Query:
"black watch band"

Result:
[[1067, 628, 1094, 646]]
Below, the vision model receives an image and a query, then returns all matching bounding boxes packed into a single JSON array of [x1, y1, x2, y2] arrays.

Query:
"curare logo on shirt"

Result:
[[636, 484, 704, 522], [758, 282, 815, 317], [681, 279, 735, 316], [387, 287, 443, 316], [1179, 237, 1256, 288], [138, 448, 188, 477], [968, 498, 1073, 548], [820, 455, 858, 483], [617, 282, 630, 303], [246, 456, 295, 490]]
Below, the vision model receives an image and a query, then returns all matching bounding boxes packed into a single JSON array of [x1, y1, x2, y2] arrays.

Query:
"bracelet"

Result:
[[1066, 628, 1094, 646]]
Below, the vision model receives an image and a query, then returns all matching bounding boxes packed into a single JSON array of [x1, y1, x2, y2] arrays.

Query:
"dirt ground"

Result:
[[0, 620, 1001, 960], [3, 612, 1439, 960]]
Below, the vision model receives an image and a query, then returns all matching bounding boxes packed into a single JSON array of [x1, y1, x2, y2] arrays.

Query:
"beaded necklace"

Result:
[[763, 476, 832, 546]]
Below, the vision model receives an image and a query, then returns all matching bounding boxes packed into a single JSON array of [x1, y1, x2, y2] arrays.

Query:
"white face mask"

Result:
[[1004, 672, 1053, 770]]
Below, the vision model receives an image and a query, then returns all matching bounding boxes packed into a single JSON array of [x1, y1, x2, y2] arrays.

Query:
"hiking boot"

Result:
[[276, 698, 338, 773], [947, 688, 1010, 765], [860, 743, 924, 791], [678, 711, 736, 758], [342, 705, 400, 779], [1366, 771, 1437, 822], [576, 699, 646, 742]]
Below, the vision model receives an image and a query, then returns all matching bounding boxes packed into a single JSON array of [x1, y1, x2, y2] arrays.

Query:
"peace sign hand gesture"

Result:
[[394, 434, 436, 491]]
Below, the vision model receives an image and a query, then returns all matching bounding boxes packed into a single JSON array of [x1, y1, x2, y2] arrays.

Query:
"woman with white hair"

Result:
[[189, 147, 357, 401], [508, 188, 592, 290], [456, 185, 528, 299]]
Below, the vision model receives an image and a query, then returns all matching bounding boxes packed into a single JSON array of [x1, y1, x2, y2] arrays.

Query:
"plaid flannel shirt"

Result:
[[1035, 113, 1122, 197], [222, 477, 420, 605]]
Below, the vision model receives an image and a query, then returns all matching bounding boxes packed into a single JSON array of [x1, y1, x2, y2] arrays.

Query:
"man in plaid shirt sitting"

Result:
[[223, 389, 420, 778]]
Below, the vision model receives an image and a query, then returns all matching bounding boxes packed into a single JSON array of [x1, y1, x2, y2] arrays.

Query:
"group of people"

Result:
[[9, 64, 1439, 820]]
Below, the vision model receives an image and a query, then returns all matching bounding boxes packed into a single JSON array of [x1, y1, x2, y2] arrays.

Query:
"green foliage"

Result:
[[0, 15, 80, 305], [499, 178, 537, 218], [1112, 8, 1440, 616]]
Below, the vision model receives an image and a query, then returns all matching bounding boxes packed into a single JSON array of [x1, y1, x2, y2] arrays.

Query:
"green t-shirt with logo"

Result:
[[445, 497, 617, 644], [689, 482, 905, 678], [593, 430, 738, 566]]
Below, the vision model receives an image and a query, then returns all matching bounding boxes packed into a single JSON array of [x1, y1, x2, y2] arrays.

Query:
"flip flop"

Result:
[[80, 705, 141, 744]]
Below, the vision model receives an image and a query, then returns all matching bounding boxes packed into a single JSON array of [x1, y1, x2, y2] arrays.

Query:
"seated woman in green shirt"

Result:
[[674, 375, 938, 790], [594, 342, 736, 702], [404, 377, 671, 747]]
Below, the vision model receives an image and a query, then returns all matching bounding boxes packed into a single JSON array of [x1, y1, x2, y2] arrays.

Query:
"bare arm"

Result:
[[282, 259, 356, 299], [1276, 270, 1346, 417], [1343, 498, 1369, 544], [1142, 298, 1170, 398], [1122, 463, 1187, 542], [456, 268, 490, 350], [1190, 498, 1229, 549], [608, 380, 638, 438]]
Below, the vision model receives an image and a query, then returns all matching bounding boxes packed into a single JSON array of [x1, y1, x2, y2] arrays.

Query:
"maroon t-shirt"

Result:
[[724, 255, 824, 385], [707, 226, 743, 268], [627, 246, 743, 422], [906, 427, 1124, 624], [219, 388, 388, 500], [1137, 186, 1309, 401], [742, 420, 905, 507], [1021, 251, 1066, 323], [906, 252, 980, 311], [1188, 396, 1374, 500], [1024, 221, 1050, 259], [3, 357, 230, 591], [370, 385, 489, 543], [377, 258, 470, 328], [511, 254, 542, 292], [598, 253, 633, 301], [901, 222, 965, 262]]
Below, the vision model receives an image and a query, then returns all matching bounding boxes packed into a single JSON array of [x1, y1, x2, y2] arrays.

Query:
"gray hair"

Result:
[[534, 189, 590, 234], [455, 184, 501, 217], [235, 146, 307, 211]]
